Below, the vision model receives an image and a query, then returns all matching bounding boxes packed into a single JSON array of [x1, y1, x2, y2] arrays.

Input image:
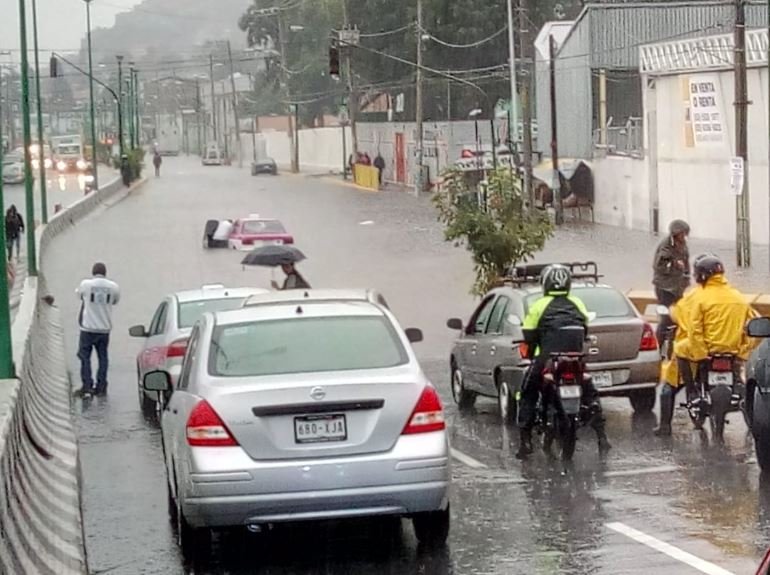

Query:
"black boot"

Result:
[[516, 428, 534, 460], [655, 385, 675, 436], [591, 413, 612, 454]]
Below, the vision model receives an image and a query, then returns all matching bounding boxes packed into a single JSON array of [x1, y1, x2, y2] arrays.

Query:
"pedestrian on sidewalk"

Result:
[[75, 263, 120, 399], [652, 219, 690, 345], [374, 153, 386, 187], [153, 151, 162, 177], [120, 154, 131, 187], [5, 205, 24, 262]]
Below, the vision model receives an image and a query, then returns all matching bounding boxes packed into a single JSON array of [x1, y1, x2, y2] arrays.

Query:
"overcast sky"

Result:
[[0, 0, 142, 56]]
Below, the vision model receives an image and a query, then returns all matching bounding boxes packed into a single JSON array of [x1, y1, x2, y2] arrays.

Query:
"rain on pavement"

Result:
[[43, 157, 770, 574]]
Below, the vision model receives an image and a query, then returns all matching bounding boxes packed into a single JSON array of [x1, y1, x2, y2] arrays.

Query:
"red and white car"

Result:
[[228, 216, 294, 251]]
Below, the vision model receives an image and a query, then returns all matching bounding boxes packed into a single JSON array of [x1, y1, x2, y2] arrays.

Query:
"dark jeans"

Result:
[[154, 165, 161, 177], [5, 235, 19, 260], [78, 331, 110, 392], [655, 288, 680, 350]]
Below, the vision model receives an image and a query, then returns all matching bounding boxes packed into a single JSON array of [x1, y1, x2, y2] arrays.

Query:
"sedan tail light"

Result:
[[640, 323, 658, 352], [165, 337, 189, 359], [242, 238, 254, 246], [402, 385, 445, 435], [186, 400, 238, 447]]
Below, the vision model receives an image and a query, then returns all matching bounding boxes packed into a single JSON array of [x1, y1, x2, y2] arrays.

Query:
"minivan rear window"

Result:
[[209, 316, 408, 377], [524, 287, 634, 319]]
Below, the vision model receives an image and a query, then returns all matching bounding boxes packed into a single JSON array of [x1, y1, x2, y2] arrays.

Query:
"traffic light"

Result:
[[329, 41, 340, 77], [49, 55, 59, 78]]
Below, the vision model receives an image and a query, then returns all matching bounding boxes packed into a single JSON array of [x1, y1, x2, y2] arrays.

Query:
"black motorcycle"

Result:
[[536, 326, 590, 461]]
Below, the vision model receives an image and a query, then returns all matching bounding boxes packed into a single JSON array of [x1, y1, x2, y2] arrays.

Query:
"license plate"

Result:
[[708, 371, 733, 386], [559, 385, 582, 400], [592, 372, 613, 388], [294, 414, 347, 444]]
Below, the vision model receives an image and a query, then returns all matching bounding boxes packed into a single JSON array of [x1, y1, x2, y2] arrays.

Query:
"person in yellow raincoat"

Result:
[[656, 253, 757, 436]]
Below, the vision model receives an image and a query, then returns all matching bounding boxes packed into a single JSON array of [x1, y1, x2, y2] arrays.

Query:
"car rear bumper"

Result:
[[587, 350, 660, 396], [180, 432, 450, 527]]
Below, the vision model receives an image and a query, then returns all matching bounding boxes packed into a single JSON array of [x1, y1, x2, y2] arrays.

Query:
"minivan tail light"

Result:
[[166, 337, 189, 359], [461, 149, 474, 158], [402, 385, 445, 435], [640, 323, 658, 351], [186, 400, 238, 447]]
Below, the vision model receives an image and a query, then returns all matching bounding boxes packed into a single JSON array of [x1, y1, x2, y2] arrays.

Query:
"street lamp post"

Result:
[[116, 56, 125, 158], [16, 0, 38, 277], [133, 68, 140, 147], [0, 77, 14, 378], [31, 0, 48, 222], [84, 0, 99, 190]]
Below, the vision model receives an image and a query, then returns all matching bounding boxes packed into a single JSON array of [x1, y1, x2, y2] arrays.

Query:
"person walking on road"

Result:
[[5, 205, 24, 262], [271, 263, 311, 291], [652, 219, 690, 345], [374, 153, 386, 187], [75, 263, 120, 399], [153, 151, 162, 177]]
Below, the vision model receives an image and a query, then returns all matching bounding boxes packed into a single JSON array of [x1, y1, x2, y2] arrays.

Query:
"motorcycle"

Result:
[[536, 326, 591, 461], [683, 354, 745, 441]]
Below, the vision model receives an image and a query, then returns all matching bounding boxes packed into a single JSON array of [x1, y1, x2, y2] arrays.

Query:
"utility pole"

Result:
[[549, 35, 563, 225], [133, 68, 140, 147], [117, 55, 125, 158], [226, 41, 243, 168], [32, 0, 48, 222], [518, 0, 535, 208], [127, 65, 135, 149], [506, 0, 519, 156], [209, 54, 218, 147], [341, 0, 358, 163], [17, 0, 38, 277], [196, 78, 203, 155], [276, 11, 297, 173], [85, 0, 99, 191], [735, 0, 751, 267], [0, 88, 14, 378], [415, 0, 424, 193]]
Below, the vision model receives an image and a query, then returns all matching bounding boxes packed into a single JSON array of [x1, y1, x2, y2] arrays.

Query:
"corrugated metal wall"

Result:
[[536, 1, 768, 159]]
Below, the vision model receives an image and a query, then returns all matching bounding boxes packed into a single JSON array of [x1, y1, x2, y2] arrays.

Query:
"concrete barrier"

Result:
[[353, 164, 380, 191], [0, 176, 137, 574]]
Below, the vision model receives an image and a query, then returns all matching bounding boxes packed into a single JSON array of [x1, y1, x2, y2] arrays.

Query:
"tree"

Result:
[[433, 168, 553, 295]]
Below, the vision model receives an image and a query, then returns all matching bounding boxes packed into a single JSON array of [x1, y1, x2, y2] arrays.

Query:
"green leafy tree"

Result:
[[433, 168, 553, 295]]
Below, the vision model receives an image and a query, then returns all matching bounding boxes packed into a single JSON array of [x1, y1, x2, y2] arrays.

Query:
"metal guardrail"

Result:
[[593, 117, 643, 157]]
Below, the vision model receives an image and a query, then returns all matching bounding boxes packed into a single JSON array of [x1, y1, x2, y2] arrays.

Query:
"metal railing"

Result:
[[593, 117, 643, 158]]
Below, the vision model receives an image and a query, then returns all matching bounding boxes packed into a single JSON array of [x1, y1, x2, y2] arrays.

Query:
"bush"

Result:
[[112, 147, 145, 183], [433, 168, 554, 296]]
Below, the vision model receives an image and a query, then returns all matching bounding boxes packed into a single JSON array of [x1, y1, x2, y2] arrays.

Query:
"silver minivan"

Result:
[[144, 296, 450, 559]]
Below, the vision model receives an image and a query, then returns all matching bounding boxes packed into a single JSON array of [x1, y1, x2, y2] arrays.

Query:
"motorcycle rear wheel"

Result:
[[710, 385, 732, 443], [558, 414, 578, 461]]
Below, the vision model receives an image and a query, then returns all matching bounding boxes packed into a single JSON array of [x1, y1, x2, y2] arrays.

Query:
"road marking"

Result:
[[359, 220, 375, 226], [450, 448, 487, 469], [606, 522, 736, 575], [604, 464, 679, 478]]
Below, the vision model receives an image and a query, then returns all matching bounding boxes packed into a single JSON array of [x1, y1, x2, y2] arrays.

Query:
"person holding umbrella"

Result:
[[271, 263, 310, 290], [241, 244, 311, 290]]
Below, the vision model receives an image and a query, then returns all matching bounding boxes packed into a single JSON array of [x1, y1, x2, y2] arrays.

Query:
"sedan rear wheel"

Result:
[[175, 481, 211, 561], [451, 365, 476, 410], [629, 388, 656, 414], [497, 378, 517, 425], [412, 504, 450, 547]]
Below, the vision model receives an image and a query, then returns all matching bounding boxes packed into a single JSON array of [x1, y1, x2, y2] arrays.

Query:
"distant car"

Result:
[[142, 293, 449, 559], [128, 285, 268, 414], [228, 216, 294, 251], [202, 143, 223, 166], [243, 288, 390, 310], [2, 160, 25, 184], [251, 157, 278, 176], [446, 262, 660, 423]]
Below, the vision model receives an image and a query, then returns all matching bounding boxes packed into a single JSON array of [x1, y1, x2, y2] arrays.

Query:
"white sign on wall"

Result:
[[688, 76, 724, 146]]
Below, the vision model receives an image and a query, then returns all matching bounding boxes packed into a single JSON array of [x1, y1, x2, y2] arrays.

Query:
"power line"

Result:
[[419, 24, 508, 49], [359, 24, 413, 38]]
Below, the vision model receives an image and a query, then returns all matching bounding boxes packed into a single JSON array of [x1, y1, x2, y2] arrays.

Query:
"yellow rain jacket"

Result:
[[661, 288, 698, 388], [674, 274, 757, 363]]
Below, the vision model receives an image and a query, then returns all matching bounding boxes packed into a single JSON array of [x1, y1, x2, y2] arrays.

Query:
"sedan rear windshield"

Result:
[[525, 287, 634, 319], [178, 298, 248, 328], [241, 220, 285, 234], [209, 316, 408, 377]]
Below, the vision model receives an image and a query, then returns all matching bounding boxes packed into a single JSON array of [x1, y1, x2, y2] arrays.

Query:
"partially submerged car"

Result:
[[228, 216, 293, 251]]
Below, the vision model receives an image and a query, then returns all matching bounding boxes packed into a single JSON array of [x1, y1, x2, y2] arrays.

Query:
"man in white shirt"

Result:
[[75, 263, 120, 398], [211, 219, 233, 248]]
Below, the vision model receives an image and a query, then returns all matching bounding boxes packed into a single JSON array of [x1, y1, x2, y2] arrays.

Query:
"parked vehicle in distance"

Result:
[[251, 156, 278, 176], [143, 294, 449, 559], [228, 215, 294, 251], [202, 142, 223, 166], [2, 158, 25, 184], [446, 262, 660, 423], [156, 113, 181, 156], [128, 285, 268, 414]]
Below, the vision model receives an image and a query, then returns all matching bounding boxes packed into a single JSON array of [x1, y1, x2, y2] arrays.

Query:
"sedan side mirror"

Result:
[[143, 370, 172, 392], [747, 317, 770, 338], [405, 328, 424, 343], [129, 325, 148, 338], [446, 318, 463, 331]]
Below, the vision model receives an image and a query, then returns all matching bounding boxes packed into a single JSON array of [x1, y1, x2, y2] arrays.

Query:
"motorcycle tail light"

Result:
[[711, 357, 733, 372]]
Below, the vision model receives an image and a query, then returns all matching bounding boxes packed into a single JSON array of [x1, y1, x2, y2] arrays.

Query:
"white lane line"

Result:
[[606, 522, 736, 575], [604, 465, 679, 478], [450, 448, 488, 469]]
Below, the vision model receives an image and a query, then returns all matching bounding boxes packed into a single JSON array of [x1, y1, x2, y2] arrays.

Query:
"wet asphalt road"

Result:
[[43, 157, 770, 574]]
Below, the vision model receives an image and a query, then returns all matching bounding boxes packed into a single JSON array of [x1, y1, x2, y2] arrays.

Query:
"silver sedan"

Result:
[[144, 294, 450, 559]]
